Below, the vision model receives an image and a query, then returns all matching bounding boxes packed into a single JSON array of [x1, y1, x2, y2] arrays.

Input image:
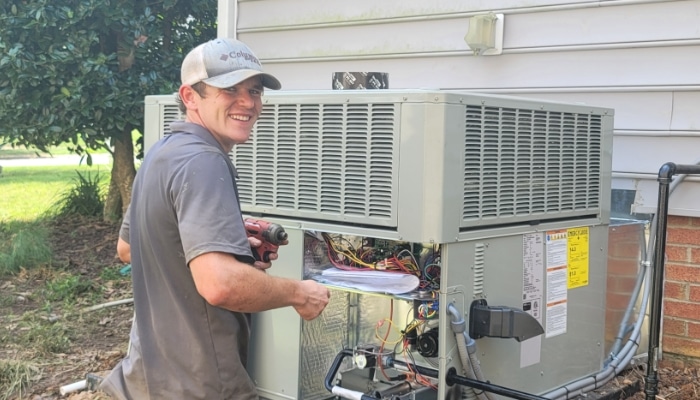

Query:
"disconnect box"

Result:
[[145, 90, 627, 400]]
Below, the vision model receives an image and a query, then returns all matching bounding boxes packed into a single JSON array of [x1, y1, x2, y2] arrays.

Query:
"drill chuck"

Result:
[[262, 224, 288, 245]]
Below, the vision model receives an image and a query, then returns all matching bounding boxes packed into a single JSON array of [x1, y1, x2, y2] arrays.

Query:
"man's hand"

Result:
[[293, 280, 331, 321], [247, 236, 288, 270]]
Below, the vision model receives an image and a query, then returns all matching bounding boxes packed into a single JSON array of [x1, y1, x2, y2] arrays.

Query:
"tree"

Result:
[[0, 0, 216, 220]]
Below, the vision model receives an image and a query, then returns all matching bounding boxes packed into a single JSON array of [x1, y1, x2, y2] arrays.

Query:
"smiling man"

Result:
[[101, 38, 331, 400]]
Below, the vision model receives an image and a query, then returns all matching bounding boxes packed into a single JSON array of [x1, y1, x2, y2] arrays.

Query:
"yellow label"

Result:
[[567, 227, 589, 289]]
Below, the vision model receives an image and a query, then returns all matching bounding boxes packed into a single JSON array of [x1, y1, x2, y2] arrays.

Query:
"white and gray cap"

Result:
[[181, 38, 281, 90]]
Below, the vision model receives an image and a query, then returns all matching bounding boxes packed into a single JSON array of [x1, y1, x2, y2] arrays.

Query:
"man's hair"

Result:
[[175, 82, 207, 113]]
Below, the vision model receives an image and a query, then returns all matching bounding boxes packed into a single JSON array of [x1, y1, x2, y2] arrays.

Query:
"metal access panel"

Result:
[[438, 223, 609, 396], [144, 90, 614, 244]]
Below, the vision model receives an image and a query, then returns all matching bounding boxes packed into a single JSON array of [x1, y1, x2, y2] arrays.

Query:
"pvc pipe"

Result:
[[59, 379, 86, 395], [83, 298, 133, 312]]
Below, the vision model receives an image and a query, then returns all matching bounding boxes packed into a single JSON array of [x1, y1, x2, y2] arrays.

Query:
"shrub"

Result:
[[52, 170, 105, 217]]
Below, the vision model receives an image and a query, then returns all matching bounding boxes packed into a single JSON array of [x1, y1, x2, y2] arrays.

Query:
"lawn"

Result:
[[0, 143, 84, 158], [0, 165, 110, 222]]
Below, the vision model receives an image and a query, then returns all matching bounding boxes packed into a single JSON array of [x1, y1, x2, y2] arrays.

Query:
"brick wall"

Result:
[[662, 216, 700, 359], [605, 222, 645, 355]]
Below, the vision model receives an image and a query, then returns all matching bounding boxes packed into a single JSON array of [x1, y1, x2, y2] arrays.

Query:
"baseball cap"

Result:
[[181, 38, 281, 90]]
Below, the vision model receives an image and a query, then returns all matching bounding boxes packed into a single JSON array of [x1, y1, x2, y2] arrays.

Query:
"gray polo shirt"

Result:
[[101, 122, 258, 399]]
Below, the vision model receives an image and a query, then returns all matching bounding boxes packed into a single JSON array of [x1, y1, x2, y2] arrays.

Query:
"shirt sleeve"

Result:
[[170, 150, 253, 265], [119, 205, 130, 244]]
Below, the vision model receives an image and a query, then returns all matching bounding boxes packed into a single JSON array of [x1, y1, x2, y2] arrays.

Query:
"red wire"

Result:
[[378, 300, 394, 380]]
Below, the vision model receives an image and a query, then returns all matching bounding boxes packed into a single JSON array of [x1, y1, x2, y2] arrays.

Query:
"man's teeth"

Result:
[[230, 115, 250, 121]]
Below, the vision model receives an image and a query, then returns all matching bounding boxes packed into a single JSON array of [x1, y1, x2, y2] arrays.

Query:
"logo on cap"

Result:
[[219, 51, 261, 66]]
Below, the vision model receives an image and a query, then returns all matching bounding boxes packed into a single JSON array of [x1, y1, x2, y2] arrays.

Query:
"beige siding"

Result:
[[226, 0, 700, 216]]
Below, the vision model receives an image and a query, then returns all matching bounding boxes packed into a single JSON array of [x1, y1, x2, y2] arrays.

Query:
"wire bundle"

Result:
[[321, 233, 441, 290], [373, 301, 439, 391]]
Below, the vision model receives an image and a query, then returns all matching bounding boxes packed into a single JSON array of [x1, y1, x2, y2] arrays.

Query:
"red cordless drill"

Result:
[[243, 218, 288, 263]]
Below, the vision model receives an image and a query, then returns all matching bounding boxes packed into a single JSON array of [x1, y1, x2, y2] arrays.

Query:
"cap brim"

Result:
[[203, 69, 281, 90]]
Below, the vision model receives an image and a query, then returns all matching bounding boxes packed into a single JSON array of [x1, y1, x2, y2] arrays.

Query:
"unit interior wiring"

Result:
[[354, 299, 439, 394], [305, 232, 441, 292]]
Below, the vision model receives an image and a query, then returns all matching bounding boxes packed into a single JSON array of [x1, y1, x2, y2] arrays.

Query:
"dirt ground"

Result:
[[1, 216, 699, 399], [1, 216, 131, 400]]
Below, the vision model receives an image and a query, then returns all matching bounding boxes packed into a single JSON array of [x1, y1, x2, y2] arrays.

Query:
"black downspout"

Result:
[[645, 163, 700, 400]]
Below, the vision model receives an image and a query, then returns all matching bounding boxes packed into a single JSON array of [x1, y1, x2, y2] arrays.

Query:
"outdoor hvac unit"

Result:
[[144, 90, 615, 400]]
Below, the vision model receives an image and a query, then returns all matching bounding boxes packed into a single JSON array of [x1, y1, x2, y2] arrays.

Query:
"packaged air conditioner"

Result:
[[145, 90, 622, 400]]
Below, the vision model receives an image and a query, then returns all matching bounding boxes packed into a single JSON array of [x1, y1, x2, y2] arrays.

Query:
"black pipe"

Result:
[[445, 368, 548, 400], [327, 351, 548, 400], [645, 163, 700, 400], [324, 349, 353, 392], [323, 349, 378, 400], [388, 358, 547, 400]]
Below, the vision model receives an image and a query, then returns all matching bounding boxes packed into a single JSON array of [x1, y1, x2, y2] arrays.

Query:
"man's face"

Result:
[[184, 76, 264, 151]]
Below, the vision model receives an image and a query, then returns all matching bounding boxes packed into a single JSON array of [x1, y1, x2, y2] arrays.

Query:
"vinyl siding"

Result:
[[222, 0, 700, 216]]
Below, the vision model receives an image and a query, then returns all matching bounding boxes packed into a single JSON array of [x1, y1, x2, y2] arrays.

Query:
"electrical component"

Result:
[[352, 345, 381, 370], [416, 328, 439, 358]]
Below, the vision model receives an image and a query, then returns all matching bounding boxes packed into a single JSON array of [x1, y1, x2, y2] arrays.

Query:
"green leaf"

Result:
[[0, 0, 217, 207]]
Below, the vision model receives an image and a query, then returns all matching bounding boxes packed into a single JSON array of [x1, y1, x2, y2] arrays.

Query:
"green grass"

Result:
[[0, 143, 94, 158], [0, 165, 110, 222], [0, 130, 140, 160], [0, 222, 52, 275], [0, 359, 39, 400]]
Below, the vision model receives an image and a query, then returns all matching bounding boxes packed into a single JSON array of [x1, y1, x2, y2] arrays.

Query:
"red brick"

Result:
[[608, 242, 643, 259], [663, 300, 700, 319], [662, 336, 700, 358], [663, 317, 687, 336], [690, 285, 700, 302], [691, 248, 700, 264], [666, 245, 690, 262], [668, 216, 692, 227], [607, 275, 639, 294], [688, 321, 700, 339], [610, 223, 646, 236], [667, 227, 700, 246], [691, 216, 700, 228], [665, 264, 700, 284], [607, 259, 639, 276], [607, 292, 633, 310], [605, 308, 626, 326], [664, 281, 688, 300]]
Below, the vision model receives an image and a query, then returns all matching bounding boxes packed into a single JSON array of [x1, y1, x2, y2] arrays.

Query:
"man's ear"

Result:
[[179, 85, 200, 110]]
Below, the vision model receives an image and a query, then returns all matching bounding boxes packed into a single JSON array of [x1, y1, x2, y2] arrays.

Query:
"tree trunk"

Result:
[[104, 129, 136, 222]]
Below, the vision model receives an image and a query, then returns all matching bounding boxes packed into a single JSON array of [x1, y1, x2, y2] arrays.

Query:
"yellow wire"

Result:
[[374, 318, 405, 345], [328, 238, 375, 268]]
